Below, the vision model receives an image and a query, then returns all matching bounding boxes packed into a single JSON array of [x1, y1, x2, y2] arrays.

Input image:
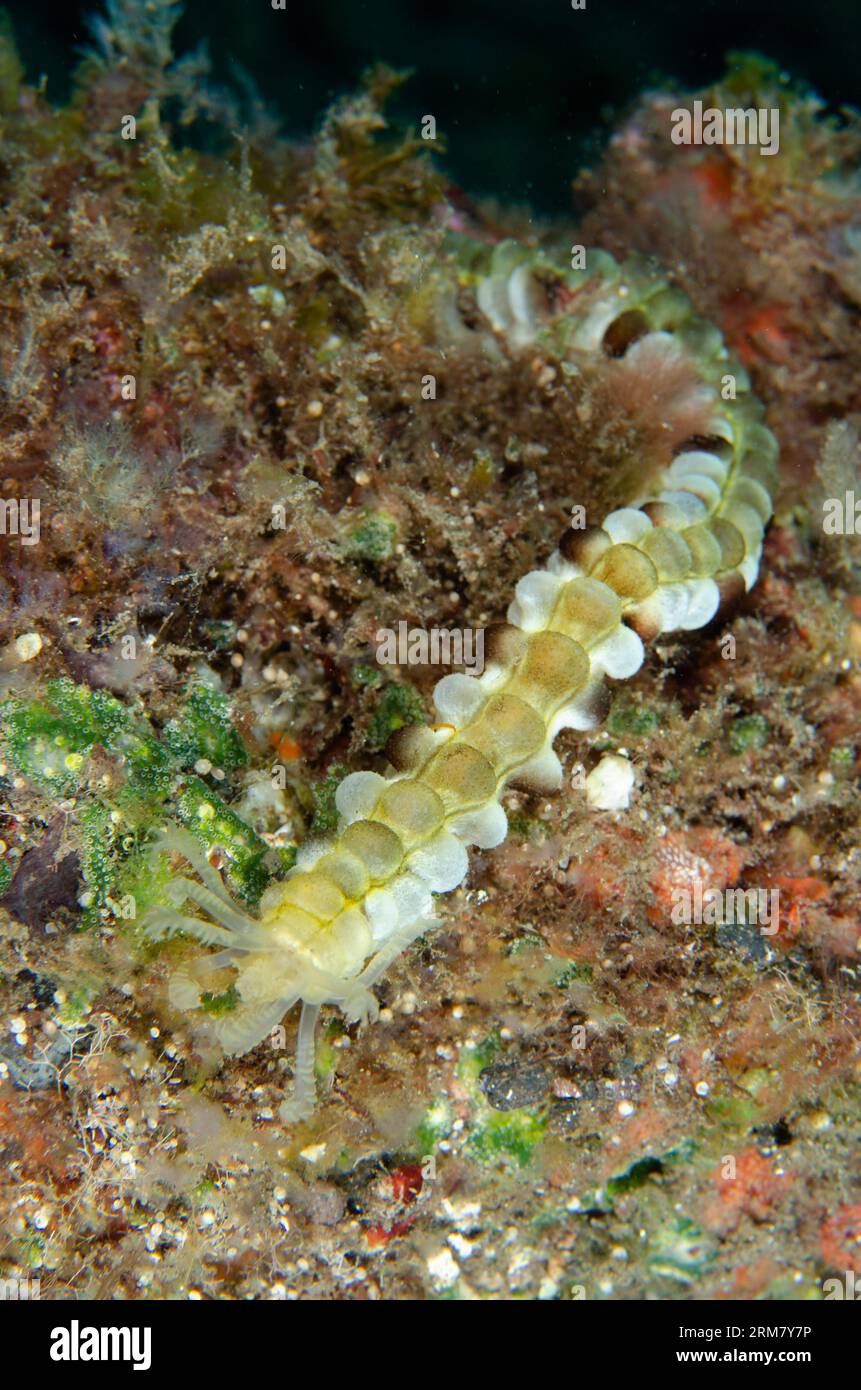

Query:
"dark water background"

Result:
[[6, 0, 859, 211]]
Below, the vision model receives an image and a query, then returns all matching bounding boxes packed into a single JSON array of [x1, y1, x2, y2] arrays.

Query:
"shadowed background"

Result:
[[5, 0, 859, 210]]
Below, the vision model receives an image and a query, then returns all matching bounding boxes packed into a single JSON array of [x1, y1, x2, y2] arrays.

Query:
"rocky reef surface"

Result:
[[1, 5, 860, 1299]]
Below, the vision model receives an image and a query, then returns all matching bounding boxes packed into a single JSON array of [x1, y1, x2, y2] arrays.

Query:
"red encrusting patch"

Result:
[[820, 1204, 861, 1274], [648, 827, 744, 927], [703, 1147, 792, 1235], [720, 297, 794, 367]]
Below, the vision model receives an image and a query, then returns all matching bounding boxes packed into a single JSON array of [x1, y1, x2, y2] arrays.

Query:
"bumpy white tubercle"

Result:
[[335, 770, 388, 824], [449, 800, 509, 849], [678, 577, 720, 630], [433, 672, 486, 727], [602, 508, 653, 545], [408, 831, 470, 892], [669, 451, 728, 485], [512, 743, 564, 791], [507, 570, 565, 630], [590, 624, 645, 679], [657, 490, 709, 523]]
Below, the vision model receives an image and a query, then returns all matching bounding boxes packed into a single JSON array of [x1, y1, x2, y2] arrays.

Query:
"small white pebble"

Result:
[[427, 1249, 460, 1290], [15, 632, 43, 663], [585, 753, 635, 811], [448, 1233, 475, 1259], [441, 1198, 481, 1225]]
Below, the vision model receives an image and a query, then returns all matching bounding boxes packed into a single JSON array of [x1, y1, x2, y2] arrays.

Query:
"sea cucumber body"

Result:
[[149, 238, 779, 1115]]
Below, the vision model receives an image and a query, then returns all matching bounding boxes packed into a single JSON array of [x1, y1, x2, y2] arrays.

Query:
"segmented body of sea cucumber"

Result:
[[146, 236, 779, 1121]]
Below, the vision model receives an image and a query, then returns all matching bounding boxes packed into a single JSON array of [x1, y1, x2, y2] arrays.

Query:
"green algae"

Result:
[[56, 981, 97, 1027], [0, 677, 288, 916], [310, 763, 348, 834], [457, 1030, 501, 1083], [1, 678, 171, 803], [830, 743, 856, 770], [467, 1108, 548, 1167], [351, 664, 383, 690], [199, 984, 239, 1017], [314, 1018, 349, 1091], [414, 1098, 455, 1156], [174, 777, 278, 904], [456, 1034, 548, 1167], [367, 681, 426, 750], [582, 1139, 697, 1214], [504, 931, 545, 957], [728, 713, 770, 754], [507, 813, 544, 840], [705, 1068, 776, 1129], [162, 684, 249, 776], [552, 960, 594, 987], [605, 1155, 665, 1198], [78, 801, 119, 923], [349, 511, 399, 563], [607, 698, 661, 737]]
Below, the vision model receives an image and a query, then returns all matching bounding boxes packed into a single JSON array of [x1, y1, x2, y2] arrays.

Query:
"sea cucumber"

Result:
[[146, 237, 778, 1121]]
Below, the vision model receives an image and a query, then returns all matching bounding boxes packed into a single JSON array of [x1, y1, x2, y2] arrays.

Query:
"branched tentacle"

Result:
[[148, 824, 231, 899], [163, 875, 264, 942], [144, 907, 237, 949]]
